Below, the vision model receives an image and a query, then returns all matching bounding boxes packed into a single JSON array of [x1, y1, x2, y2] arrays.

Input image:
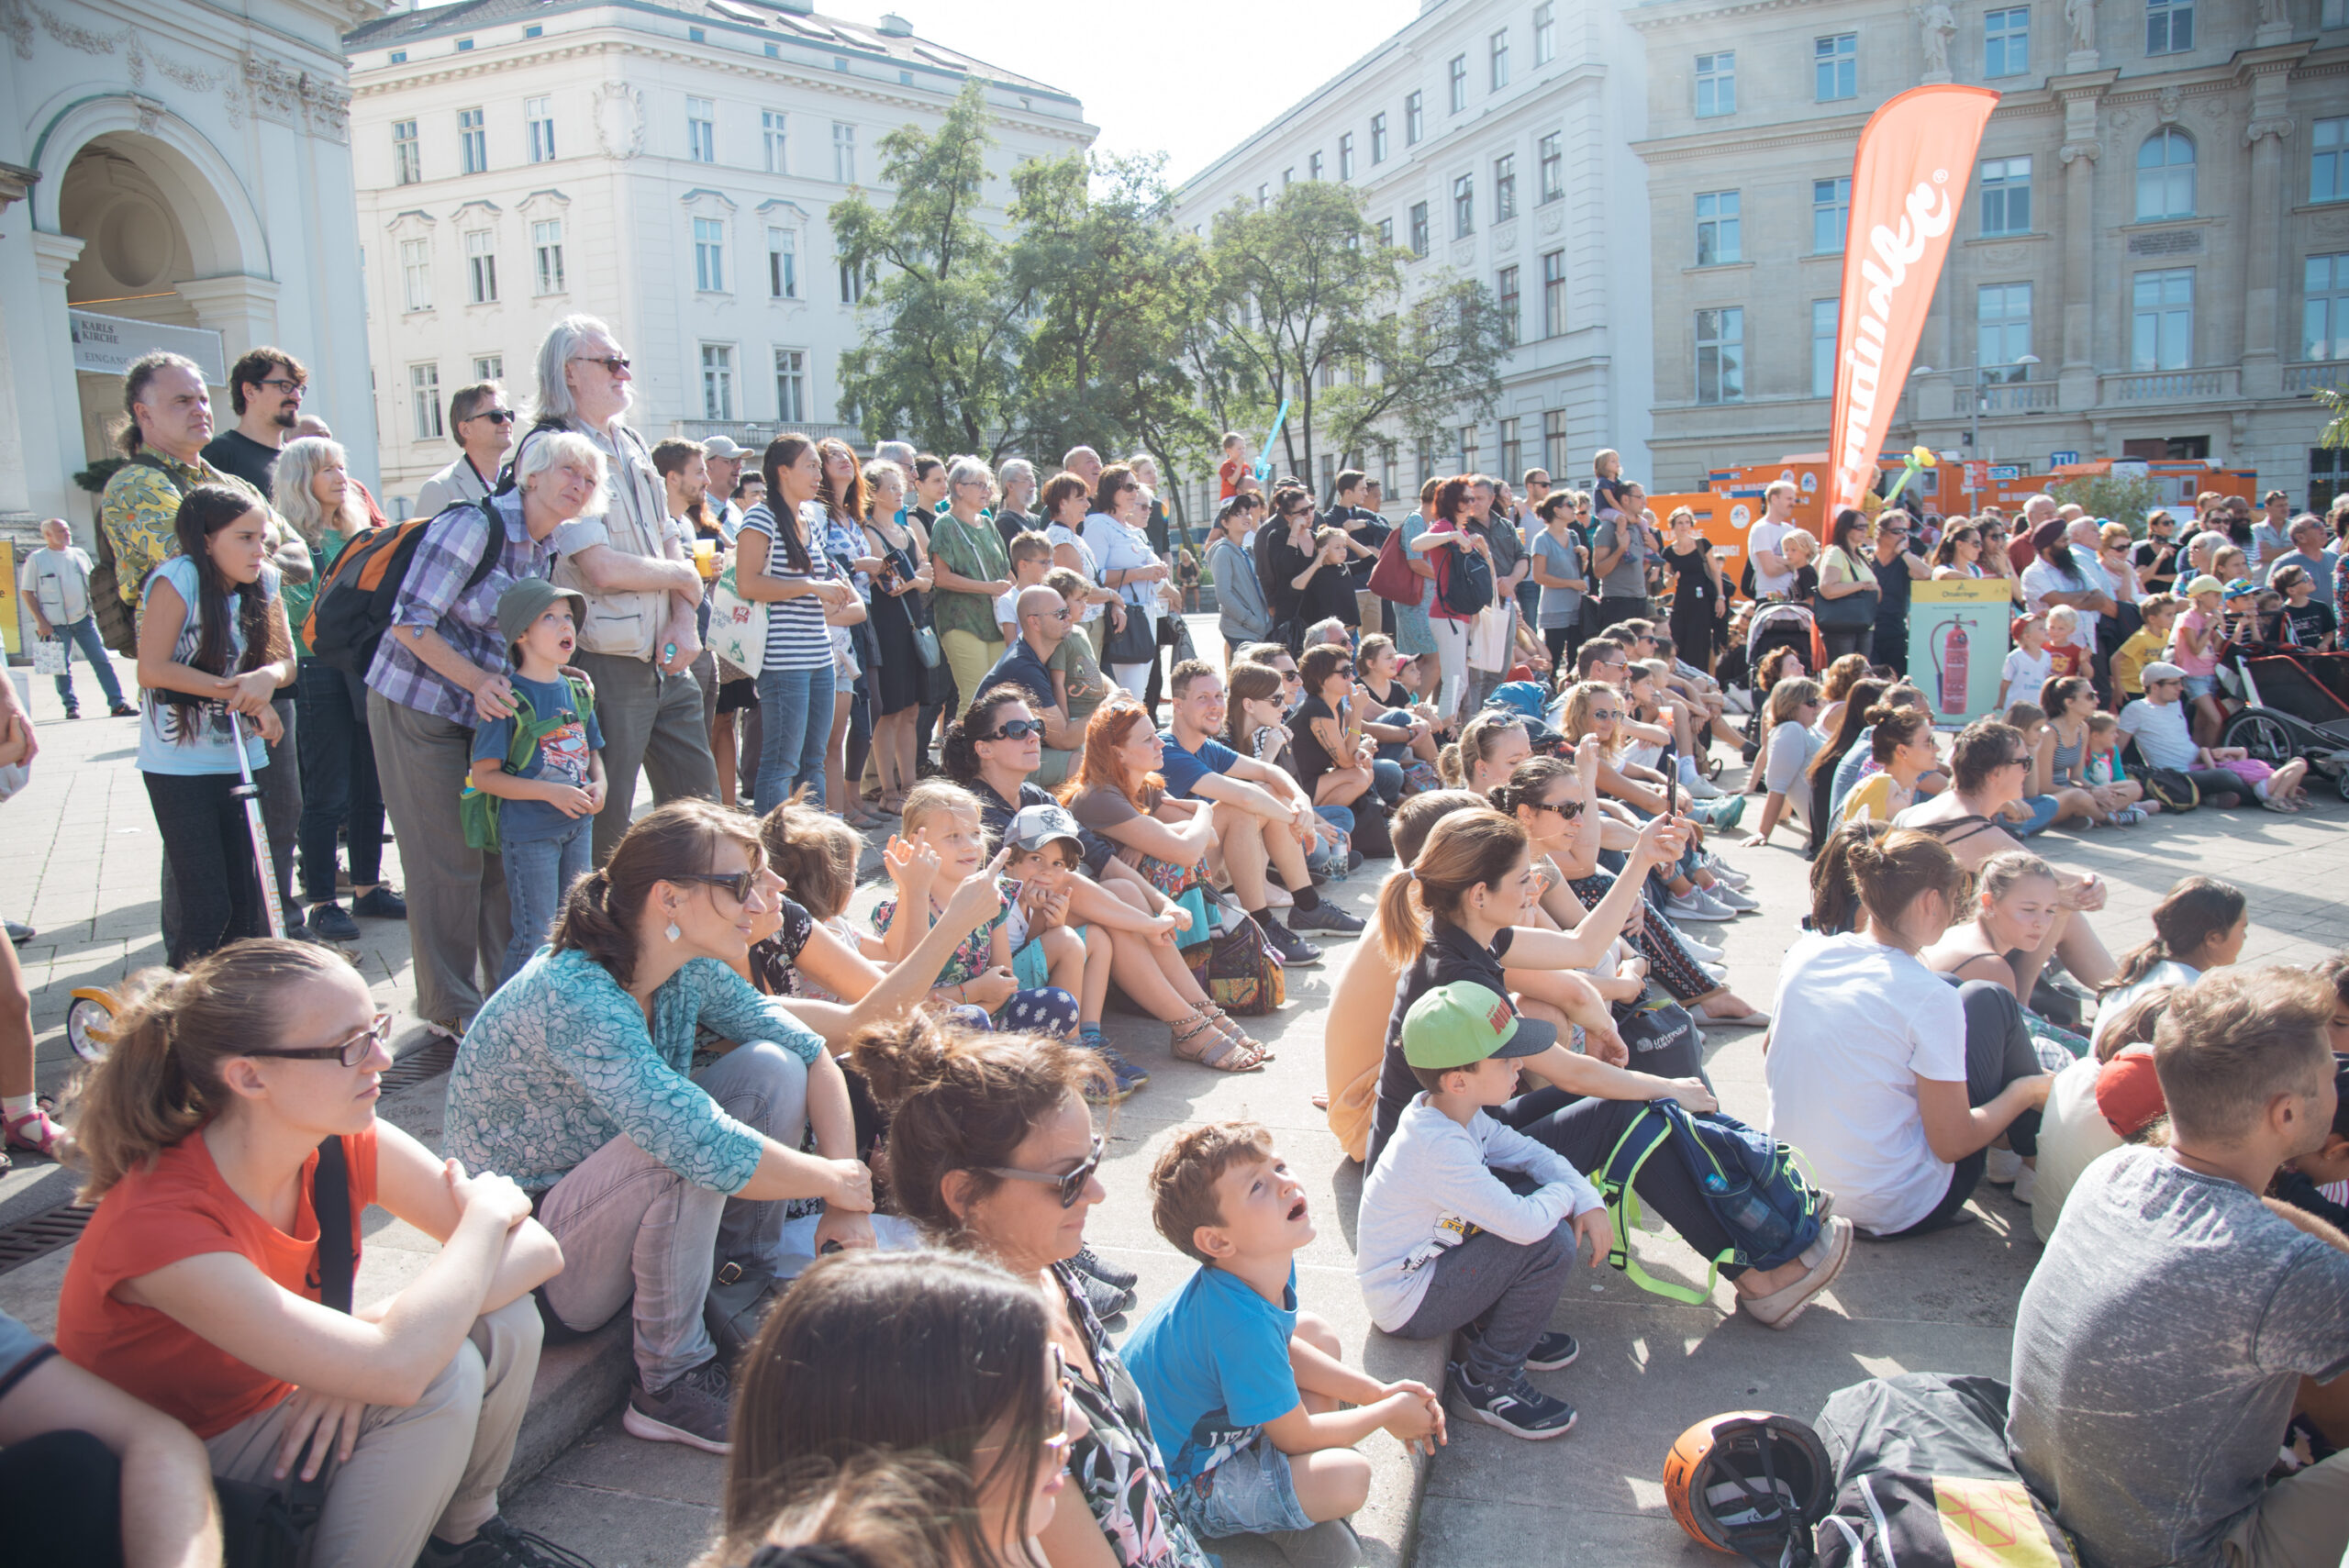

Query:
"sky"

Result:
[[896, 0, 1423, 192]]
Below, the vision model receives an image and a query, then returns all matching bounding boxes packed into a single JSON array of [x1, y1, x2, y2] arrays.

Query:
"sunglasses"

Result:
[[1588, 708, 1621, 720], [1530, 798, 1585, 819], [467, 408, 518, 425], [242, 1012, 392, 1069], [673, 870, 763, 905], [1333, 663, 1355, 676], [572, 354, 631, 374], [984, 1135, 1106, 1208], [986, 719, 1045, 741]]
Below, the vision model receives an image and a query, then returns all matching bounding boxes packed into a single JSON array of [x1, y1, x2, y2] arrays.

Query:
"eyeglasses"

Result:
[[257, 377, 306, 395], [466, 407, 518, 426], [985, 719, 1045, 741], [983, 1136, 1105, 1209], [672, 870, 763, 905], [571, 354, 631, 374], [241, 1012, 392, 1069]]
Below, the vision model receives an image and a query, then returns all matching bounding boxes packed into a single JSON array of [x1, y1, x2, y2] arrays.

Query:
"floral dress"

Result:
[[871, 878, 1078, 1036], [1053, 1262, 1212, 1568]]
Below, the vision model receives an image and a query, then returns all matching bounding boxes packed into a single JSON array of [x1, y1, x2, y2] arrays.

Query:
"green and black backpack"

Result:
[[459, 675, 596, 855]]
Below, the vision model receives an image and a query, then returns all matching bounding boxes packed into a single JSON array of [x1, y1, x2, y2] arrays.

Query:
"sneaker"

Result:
[[5, 920, 32, 946], [624, 1358, 734, 1452], [1447, 1362, 1578, 1440], [1681, 773, 1724, 801], [417, 1517, 598, 1568], [1702, 962, 1731, 985], [2012, 1163, 2039, 1206], [1702, 858, 1750, 889], [1461, 1319, 1580, 1372], [63, 707, 81, 720], [423, 1017, 472, 1042], [108, 703, 137, 718], [1663, 890, 1736, 923], [1072, 1244, 1139, 1292], [1082, 1044, 1150, 1103], [1984, 1147, 2023, 1184], [352, 885, 409, 919], [307, 903, 362, 943], [1676, 933, 1725, 962], [1287, 900, 1365, 937], [1081, 1270, 1137, 1320], [1254, 917, 1324, 966], [1708, 884, 1761, 913]]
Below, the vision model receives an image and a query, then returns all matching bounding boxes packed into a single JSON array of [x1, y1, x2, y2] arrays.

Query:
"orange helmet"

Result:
[[1664, 1411, 1833, 1562]]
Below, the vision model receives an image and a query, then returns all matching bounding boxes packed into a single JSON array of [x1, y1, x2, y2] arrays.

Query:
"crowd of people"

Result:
[[3, 325, 2345, 1568]]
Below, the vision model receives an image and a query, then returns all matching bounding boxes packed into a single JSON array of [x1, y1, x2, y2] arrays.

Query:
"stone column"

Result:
[[2056, 139, 2099, 413], [28, 231, 88, 531], [2241, 116, 2292, 399], [173, 273, 283, 373]]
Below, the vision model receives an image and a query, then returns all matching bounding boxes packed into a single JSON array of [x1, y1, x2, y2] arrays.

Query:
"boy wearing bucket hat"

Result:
[[470, 578, 606, 982], [1354, 980, 1610, 1440]]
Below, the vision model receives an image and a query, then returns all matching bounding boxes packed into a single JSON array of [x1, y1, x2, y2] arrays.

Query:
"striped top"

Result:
[[739, 502, 837, 673]]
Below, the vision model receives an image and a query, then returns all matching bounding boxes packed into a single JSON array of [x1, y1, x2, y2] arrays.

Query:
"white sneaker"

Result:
[[1682, 773, 1724, 801], [1664, 890, 1737, 922], [1702, 857, 1750, 889], [1724, 688, 1754, 715], [1703, 962, 1731, 984], [1709, 884, 1761, 912], [1985, 1147, 2023, 1184], [1677, 934, 1725, 962]]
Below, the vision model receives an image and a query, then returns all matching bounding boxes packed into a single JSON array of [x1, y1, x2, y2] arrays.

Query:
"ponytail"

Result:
[[1375, 809, 1526, 968], [2099, 875, 2246, 995], [1807, 820, 1882, 937]]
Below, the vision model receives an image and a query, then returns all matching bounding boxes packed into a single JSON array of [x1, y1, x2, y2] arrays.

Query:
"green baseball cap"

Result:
[[495, 577, 588, 652], [1401, 981, 1557, 1071]]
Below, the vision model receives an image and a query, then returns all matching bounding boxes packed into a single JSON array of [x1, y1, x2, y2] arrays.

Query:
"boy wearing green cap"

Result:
[[471, 578, 606, 982], [1356, 981, 1611, 1440]]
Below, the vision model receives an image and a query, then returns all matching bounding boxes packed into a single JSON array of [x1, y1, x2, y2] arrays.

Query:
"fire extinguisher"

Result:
[[1931, 617, 1969, 716]]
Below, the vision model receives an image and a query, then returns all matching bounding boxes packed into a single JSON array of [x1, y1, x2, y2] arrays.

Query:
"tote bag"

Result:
[[706, 562, 769, 678]]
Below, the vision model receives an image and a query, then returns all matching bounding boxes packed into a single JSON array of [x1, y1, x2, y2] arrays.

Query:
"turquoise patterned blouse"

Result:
[[446, 946, 823, 1195]]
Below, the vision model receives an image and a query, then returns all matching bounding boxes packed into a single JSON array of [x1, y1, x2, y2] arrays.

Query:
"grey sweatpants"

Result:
[[575, 651, 720, 866], [1396, 1223, 1575, 1386], [367, 691, 510, 1027]]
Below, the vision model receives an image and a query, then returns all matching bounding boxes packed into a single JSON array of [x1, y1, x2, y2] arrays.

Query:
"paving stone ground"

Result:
[[4, 646, 2343, 1567]]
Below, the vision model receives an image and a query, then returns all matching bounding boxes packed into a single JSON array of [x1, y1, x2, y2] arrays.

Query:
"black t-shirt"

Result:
[[746, 895, 818, 996], [2284, 599, 2337, 646], [1869, 550, 1914, 628], [1327, 505, 1390, 588], [1255, 518, 1358, 628], [1365, 920, 1519, 1170], [1360, 675, 1411, 717], [1290, 695, 1343, 795], [201, 428, 283, 497], [994, 507, 1037, 550], [2132, 537, 2180, 592], [971, 777, 1053, 841]]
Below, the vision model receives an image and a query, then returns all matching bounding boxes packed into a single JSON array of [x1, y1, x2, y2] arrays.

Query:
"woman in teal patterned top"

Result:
[[445, 799, 1008, 1453]]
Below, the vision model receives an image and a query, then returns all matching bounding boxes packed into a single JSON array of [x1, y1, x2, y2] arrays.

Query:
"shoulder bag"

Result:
[[1811, 548, 1880, 631]]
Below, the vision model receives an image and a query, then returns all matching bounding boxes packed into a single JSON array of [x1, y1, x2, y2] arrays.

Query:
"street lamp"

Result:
[[1912, 353, 2041, 489]]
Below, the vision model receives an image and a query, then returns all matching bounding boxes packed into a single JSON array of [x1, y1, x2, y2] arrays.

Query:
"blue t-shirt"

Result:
[[982, 639, 1056, 716], [471, 673, 606, 843], [137, 554, 276, 776], [1124, 1262, 1301, 1490], [1158, 731, 1241, 799]]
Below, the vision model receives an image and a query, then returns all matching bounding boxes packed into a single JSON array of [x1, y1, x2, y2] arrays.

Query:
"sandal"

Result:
[[1171, 1015, 1271, 1073], [1194, 1002, 1274, 1063], [4, 1099, 68, 1159]]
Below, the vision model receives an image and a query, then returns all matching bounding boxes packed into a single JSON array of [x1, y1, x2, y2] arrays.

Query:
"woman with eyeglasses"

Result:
[[442, 801, 1005, 1455], [1085, 464, 1173, 697], [58, 940, 566, 1568], [854, 1021, 1210, 1568]]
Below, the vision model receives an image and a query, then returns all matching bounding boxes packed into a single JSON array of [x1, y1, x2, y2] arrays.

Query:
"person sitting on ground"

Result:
[[444, 801, 998, 1453], [719, 1251, 1080, 1568], [1546, 693, 1754, 917], [1747, 678, 1824, 846], [1125, 1122, 1444, 1558], [1357, 981, 1610, 1441], [1291, 644, 1394, 857], [2119, 663, 2311, 812], [2009, 967, 2349, 1568], [1223, 662, 1358, 883], [696, 1451, 972, 1568], [1836, 703, 1940, 827], [2028, 986, 2174, 1244], [1802, 678, 1889, 854], [2038, 674, 2148, 826], [1771, 824, 2053, 1238], [2091, 874, 2248, 1051], [1827, 683, 1946, 826], [1353, 636, 1440, 771], [743, 796, 887, 1004], [1997, 702, 2068, 838], [1810, 653, 1874, 746], [59, 941, 569, 1568], [982, 583, 1085, 787], [1920, 850, 2094, 1077]]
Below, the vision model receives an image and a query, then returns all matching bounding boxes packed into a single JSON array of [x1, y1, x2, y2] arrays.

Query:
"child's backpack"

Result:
[[305, 500, 501, 676], [2141, 766, 2200, 813], [1595, 1100, 1827, 1301], [1188, 906, 1286, 1017], [459, 675, 596, 856]]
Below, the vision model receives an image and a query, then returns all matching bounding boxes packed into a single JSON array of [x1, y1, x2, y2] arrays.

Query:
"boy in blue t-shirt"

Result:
[[471, 579, 607, 984], [1124, 1121, 1444, 1553]]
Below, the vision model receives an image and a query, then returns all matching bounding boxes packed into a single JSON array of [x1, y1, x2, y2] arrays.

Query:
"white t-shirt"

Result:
[[2031, 1053, 2124, 1244], [2019, 550, 2107, 646], [2090, 959, 2200, 1051], [2117, 696, 2197, 773], [1750, 518, 1796, 597], [2000, 644, 2053, 706], [1043, 523, 1103, 625], [1765, 931, 1968, 1236]]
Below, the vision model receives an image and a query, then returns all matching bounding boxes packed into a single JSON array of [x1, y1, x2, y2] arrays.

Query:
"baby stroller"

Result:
[[2215, 646, 2349, 801], [1734, 601, 1824, 762]]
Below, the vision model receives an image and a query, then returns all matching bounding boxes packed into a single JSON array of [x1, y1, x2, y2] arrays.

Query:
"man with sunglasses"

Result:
[[980, 585, 1084, 784], [417, 381, 518, 516], [202, 346, 309, 496]]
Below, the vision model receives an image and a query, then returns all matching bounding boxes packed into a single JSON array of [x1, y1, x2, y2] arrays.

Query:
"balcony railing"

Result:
[[671, 417, 864, 448], [2102, 368, 2237, 404], [1977, 381, 2058, 413], [2284, 361, 2347, 395]]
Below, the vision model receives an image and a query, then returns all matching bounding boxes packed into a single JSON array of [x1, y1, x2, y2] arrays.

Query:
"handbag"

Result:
[[1812, 550, 1879, 630], [1102, 596, 1155, 665], [910, 622, 942, 669], [706, 562, 769, 678], [31, 639, 66, 677], [1366, 529, 1421, 603], [216, 1137, 352, 1567]]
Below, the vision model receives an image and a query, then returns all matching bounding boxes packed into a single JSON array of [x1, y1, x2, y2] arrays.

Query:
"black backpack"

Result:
[[1439, 540, 1495, 617]]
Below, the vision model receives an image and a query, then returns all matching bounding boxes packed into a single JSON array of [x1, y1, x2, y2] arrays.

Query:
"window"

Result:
[[1417, 438, 1436, 488], [1533, 3, 1555, 65], [774, 349, 806, 423], [1501, 417, 1524, 479], [400, 237, 432, 311], [1695, 51, 1735, 117], [768, 228, 798, 298], [1812, 176, 1851, 251], [393, 119, 419, 185], [523, 24, 540, 38], [1371, 114, 1389, 163], [700, 344, 734, 420], [473, 354, 502, 382], [1449, 56, 1468, 114], [763, 110, 787, 173], [1815, 34, 1856, 101], [1378, 217, 1395, 247], [410, 363, 443, 439], [1497, 265, 1520, 344], [1542, 250, 1566, 336], [1539, 134, 1564, 203], [1409, 201, 1430, 257], [532, 219, 565, 295], [1339, 133, 1355, 179], [1453, 175, 1475, 238], [456, 37, 473, 51], [1979, 156, 2032, 235], [1985, 7, 2029, 76], [2146, 0, 2193, 53], [1977, 283, 2033, 377], [2313, 117, 2347, 203], [687, 97, 716, 162], [688, 25, 705, 42], [1494, 155, 1518, 221], [839, 255, 863, 303], [464, 229, 496, 304], [1309, 151, 1324, 181], [2136, 129, 2195, 220], [527, 97, 555, 162], [1406, 92, 1424, 144], [390, 50, 406, 62], [1283, 167, 1296, 188], [1696, 307, 1743, 403], [2328, 0, 2347, 26], [1257, 183, 1269, 209], [695, 217, 727, 292], [1458, 423, 1480, 473], [1811, 299, 1838, 397], [1542, 411, 1568, 480], [2132, 268, 2194, 370], [458, 107, 486, 174], [832, 123, 857, 183], [1490, 28, 1510, 91], [2305, 253, 2349, 361], [1696, 190, 1741, 265]]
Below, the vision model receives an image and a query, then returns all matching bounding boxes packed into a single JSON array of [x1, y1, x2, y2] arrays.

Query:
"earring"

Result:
[[665, 920, 683, 944]]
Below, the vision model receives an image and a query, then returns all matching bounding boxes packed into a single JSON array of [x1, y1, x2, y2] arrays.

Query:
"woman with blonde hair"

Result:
[[1749, 676, 1824, 845]]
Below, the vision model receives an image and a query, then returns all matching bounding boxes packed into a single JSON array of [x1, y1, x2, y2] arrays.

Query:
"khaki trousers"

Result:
[[2221, 1448, 2349, 1568], [941, 628, 1005, 717], [367, 692, 509, 1026]]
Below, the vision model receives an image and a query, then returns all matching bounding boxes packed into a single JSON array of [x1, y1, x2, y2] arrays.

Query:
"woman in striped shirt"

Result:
[[737, 435, 856, 814]]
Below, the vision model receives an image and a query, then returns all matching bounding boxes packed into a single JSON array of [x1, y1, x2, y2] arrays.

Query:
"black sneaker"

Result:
[[1253, 917, 1323, 967], [63, 708, 81, 720], [1287, 900, 1365, 937], [417, 1517, 598, 1567], [623, 1358, 733, 1452], [352, 885, 409, 919], [1447, 1362, 1578, 1440], [1462, 1320, 1579, 1372], [308, 903, 362, 943], [1072, 1244, 1139, 1292], [1081, 1270, 1137, 1321], [108, 704, 137, 718]]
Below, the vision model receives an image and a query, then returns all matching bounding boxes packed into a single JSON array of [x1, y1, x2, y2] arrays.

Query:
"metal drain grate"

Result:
[[0, 1206, 95, 1277], [379, 1039, 458, 1093]]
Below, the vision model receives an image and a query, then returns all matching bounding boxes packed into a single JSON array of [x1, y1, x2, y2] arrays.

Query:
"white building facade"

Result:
[[1168, 0, 1655, 507], [344, 0, 1093, 514], [0, 0, 382, 545]]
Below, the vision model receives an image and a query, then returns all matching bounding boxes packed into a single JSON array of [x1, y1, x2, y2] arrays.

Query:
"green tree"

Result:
[[2050, 472, 2162, 532], [829, 80, 1025, 458]]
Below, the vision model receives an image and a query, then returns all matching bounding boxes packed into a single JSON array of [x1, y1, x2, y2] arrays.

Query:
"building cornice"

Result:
[[1628, 0, 1840, 35]]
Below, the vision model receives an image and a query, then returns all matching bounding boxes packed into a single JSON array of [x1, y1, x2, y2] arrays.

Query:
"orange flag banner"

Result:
[[1826, 84, 2000, 520]]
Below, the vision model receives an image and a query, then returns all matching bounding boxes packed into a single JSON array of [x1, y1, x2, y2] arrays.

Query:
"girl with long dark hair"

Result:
[[736, 436, 859, 813]]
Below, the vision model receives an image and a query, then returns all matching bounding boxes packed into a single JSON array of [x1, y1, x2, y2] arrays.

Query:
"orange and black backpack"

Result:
[[304, 499, 501, 675]]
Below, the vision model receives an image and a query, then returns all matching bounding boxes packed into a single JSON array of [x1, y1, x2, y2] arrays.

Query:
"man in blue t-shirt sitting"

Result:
[[980, 584, 1082, 785], [1160, 659, 1364, 965]]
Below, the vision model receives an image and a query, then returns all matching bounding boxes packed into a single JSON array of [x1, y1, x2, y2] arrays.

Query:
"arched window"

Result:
[[2136, 129, 2196, 221]]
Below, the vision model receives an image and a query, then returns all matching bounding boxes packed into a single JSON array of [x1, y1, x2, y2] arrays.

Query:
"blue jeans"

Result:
[[44, 616, 125, 712], [1310, 806, 1353, 878], [2012, 794, 2063, 838], [754, 662, 836, 815], [295, 659, 384, 906], [500, 823, 591, 984]]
